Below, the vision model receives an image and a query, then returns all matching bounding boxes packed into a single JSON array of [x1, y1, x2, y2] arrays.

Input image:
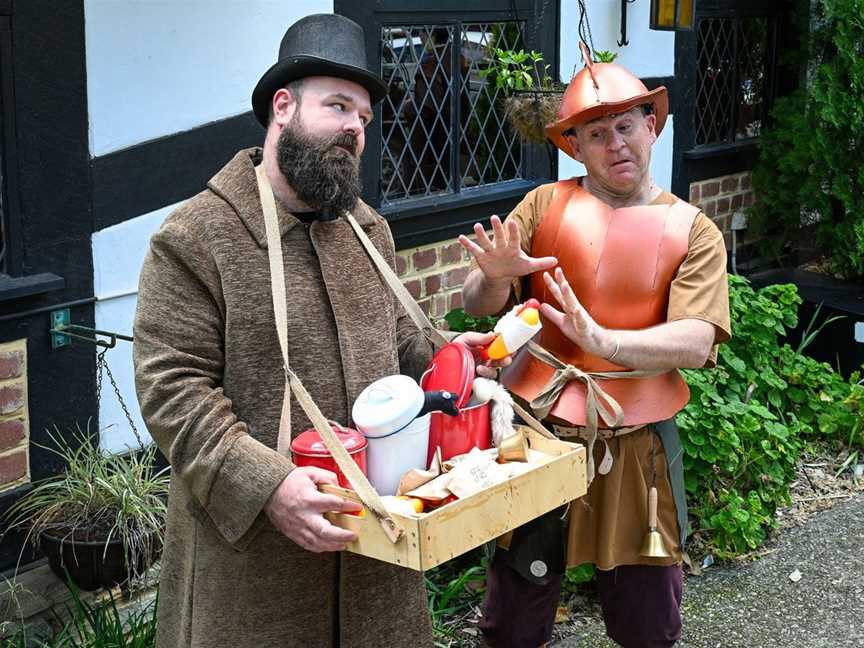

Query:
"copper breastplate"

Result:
[[501, 180, 698, 426]]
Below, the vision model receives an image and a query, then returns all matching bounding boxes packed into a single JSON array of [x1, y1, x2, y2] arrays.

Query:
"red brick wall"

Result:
[[396, 238, 475, 323], [689, 171, 754, 247], [0, 339, 29, 492]]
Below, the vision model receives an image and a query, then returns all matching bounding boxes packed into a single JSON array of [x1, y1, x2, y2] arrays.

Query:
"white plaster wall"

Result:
[[560, 0, 675, 80], [93, 203, 180, 453], [557, 0, 676, 188], [85, 0, 332, 156]]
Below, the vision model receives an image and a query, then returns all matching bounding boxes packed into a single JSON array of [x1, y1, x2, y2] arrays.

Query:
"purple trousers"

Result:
[[480, 549, 683, 648]]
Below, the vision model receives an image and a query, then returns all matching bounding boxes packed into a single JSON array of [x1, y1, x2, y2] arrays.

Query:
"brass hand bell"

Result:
[[639, 485, 671, 558]]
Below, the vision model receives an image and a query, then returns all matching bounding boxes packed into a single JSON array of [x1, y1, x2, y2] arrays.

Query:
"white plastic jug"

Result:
[[351, 375, 456, 496]]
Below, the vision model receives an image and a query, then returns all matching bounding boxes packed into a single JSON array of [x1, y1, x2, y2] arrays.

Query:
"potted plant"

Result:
[[480, 47, 564, 144], [4, 421, 169, 591], [482, 47, 618, 144]]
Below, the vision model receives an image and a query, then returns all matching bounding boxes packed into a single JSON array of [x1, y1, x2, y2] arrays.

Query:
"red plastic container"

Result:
[[421, 343, 492, 464], [290, 424, 367, 488]]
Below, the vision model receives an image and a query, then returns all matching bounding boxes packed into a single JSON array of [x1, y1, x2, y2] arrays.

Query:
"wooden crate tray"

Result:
[[324, 427, 586, 571]]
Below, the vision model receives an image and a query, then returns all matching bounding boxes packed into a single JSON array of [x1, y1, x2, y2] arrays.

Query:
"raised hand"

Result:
[[458, 215, 558, 284], [540, 268, 615, 359]]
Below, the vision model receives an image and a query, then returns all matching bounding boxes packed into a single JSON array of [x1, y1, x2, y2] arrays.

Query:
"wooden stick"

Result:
[[648, 486, 659, 528], [793, 493, 853, 503]]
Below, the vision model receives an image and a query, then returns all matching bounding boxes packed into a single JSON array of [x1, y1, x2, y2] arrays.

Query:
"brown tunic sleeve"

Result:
[[667, 212, 732, 367]]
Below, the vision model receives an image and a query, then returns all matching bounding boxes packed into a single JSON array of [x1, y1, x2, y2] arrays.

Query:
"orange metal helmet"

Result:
[[546, 43, 668, 159]]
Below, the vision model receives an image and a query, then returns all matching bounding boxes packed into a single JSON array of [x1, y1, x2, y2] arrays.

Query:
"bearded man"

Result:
[[460, 57, 731, 647], [133, 14, 495, 648]]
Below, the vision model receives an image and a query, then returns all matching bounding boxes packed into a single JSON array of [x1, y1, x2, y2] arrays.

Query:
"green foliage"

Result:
[[4, 422, 170, 584], [1, 585, 157, 647], [750, 0, 864, 278], [562, 563, 595, 591], [677, 275, 862, 557], [425, 559, 486, 643], [52, 586, 157, 648], [593, 50, 618, 63], [444, 307, 499, 333], [480, 48, 554, 94]]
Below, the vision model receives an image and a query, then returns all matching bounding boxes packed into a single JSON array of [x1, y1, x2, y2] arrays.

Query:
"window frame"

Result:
[[692, 10, 778, 150], [0, 11, 64, 301], [336, 0, 559, 249], [0, 13, 22, 276], [670, 0, 789, 200]]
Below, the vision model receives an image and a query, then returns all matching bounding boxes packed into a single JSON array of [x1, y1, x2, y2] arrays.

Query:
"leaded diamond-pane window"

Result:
[[695, 16, 774, 147], [381, 23, 524, 206]]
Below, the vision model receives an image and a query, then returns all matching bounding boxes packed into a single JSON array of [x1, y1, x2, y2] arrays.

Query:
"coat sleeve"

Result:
[[133, 219, 293, 549]]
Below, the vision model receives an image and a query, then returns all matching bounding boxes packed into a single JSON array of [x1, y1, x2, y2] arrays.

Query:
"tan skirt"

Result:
[[564, 425, 683, 569]]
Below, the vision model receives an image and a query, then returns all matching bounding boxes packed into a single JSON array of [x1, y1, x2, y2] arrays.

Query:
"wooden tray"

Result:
[[324, 427, 586, 571]]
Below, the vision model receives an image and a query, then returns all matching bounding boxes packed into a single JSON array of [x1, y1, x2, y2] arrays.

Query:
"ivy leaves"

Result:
[[443, 307, 499, 333], [677, 275, 860, 558]]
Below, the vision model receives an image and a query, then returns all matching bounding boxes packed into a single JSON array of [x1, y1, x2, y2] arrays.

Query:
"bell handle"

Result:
[[647, 485, 659, 529]]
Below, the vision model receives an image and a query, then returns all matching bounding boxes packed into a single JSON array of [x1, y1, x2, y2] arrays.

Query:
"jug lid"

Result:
[[352, 374, 425, 438]]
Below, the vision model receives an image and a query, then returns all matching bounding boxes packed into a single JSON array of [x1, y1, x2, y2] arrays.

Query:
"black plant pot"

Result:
[[40, 532, 154, 591]]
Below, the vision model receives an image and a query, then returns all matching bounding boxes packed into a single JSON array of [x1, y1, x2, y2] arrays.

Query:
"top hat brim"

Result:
[[252, 55, 389, 127], [545, 87, 668, 159]]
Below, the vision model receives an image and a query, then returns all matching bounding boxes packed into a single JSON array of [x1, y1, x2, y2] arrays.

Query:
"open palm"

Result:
[[458, 215, 557, 282]]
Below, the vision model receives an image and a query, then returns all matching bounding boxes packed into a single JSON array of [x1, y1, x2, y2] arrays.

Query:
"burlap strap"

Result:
[[525, 342, 662, 483], [255, 163, 403, 544], [344, 213, 452, 348], [511, 400, 558, 441]]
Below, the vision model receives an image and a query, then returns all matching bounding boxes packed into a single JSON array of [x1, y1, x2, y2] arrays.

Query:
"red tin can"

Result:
[[421, 343, 492, 464], [290, 424, 368, 489]]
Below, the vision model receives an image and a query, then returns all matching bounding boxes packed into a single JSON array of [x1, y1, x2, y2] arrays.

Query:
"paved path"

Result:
[[555, 493, 864, 647]]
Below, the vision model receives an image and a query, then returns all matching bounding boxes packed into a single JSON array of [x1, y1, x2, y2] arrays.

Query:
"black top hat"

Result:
[[252, 14, 388, 127]]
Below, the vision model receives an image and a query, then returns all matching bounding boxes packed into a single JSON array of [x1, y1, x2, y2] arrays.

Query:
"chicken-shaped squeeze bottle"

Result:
[[480, 299, 543, 361]]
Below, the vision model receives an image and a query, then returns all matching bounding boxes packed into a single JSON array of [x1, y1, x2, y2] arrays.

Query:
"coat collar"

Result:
[[208, 147, 378, 249]]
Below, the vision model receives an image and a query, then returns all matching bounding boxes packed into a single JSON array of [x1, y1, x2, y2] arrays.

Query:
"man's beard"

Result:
[[275, 114, 362, 216]]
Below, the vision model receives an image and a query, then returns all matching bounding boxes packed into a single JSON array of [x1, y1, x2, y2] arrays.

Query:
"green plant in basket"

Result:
[[481, 47, 564, 144], [4, 420, 170, 590], [480, 48, 554, 93], [593, 50, 618, 63]]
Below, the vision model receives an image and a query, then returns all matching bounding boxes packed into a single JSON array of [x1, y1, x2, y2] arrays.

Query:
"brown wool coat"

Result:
[[133, 148, 434, 647]]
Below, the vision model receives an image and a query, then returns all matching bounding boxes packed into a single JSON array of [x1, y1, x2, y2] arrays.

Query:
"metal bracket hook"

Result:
[[49, 308, 133, 349]]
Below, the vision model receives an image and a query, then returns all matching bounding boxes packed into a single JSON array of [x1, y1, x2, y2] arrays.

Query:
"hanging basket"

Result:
[[40, 530, 162, 591], [504, 86, 566, 144]]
